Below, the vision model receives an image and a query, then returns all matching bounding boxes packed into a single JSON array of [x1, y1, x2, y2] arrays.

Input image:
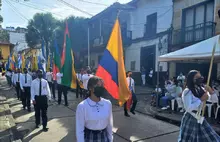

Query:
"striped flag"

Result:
[[96, 19, 130, 106]]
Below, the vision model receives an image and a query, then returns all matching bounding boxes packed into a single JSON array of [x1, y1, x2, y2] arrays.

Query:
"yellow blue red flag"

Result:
[[96, 19, 130, 106]]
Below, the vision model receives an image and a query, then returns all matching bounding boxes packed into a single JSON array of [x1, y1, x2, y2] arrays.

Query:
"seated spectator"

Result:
[[151, 84, 162, 106], [161, 78, 177, 110], [175, 81, 184, 112]]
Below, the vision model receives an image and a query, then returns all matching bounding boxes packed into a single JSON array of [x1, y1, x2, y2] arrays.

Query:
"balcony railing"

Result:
[[91, 30, 132, 47], [172, 22, 216, 45]]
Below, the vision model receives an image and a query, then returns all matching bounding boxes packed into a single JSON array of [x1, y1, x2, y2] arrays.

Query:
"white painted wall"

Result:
[[128, 0, 173, 40], [125, 0, 172, 72], [125, 35, 168, 72], [9, 32, 29, 52]]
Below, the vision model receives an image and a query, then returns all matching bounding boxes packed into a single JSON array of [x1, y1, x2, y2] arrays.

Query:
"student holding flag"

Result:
[[46, 68, 55, 99], [124, 71, 137, 117]]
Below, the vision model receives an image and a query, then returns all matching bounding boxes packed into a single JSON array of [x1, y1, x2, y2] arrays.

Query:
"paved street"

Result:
[[1, 85, 180, 142]]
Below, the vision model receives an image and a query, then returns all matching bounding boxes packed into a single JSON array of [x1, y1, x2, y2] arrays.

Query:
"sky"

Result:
[[1, 0, 132, 28]]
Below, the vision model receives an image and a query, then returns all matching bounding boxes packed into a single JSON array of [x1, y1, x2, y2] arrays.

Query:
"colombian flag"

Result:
[[96, 19, 130, 106]]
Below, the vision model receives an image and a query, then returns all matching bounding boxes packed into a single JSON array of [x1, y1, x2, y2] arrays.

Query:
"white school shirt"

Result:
[[6, 71, 12, 77], [126, 77, 135, 93], [20, 73, 32, 90], [82, 74, 93, 90], [56, 73, 63, 84], [182, 88, 210, 112], [149, 70, 153, 78], [31, 78, 51, 101], [76, 73, 83, 82], [76, 97, 113, 142], [12, 73, 21, 84], [46, 72, 53, 82]]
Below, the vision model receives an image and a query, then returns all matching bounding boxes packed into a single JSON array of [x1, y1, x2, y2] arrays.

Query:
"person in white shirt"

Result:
[[178, 70, 220, 141], [148, 68, 153, 86], [76, 69, 83, 98], [124, 71, 137, 117], [76, 76, 113, 142], [56, 72, 69, 106], [31, 69, 51, 132], [151, 85, 162, 106], [6, 69, 12, 86], [141, 66, 146, 86], [177, 72, 185, 87], [13, 69, 22, 100], [82, 70, 94, 98], [20, 68, 32, 112], [46, 68, 55, 99]]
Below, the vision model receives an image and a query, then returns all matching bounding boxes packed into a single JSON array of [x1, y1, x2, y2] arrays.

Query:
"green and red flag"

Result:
[[61, 22, 83, 89], [52, 38, 61, 80]]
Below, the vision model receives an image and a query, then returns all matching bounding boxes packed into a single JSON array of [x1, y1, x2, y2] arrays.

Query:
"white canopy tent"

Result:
[[159, 35, 220, 62]]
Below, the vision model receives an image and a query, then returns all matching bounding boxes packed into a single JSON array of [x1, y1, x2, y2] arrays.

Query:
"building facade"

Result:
[[80, 2, 132, 70], [124, 0, 173, 85], [169, 0, 220, 78]]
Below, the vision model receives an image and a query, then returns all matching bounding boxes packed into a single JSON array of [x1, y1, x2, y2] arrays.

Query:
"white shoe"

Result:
[[180, 109, 184, 113], [161, 107, 167, 110]]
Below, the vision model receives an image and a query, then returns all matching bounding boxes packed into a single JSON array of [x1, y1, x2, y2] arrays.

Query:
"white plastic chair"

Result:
[[206, 103, 213, 118], [171, 99, 175, 111], [215, 103, 220, 119]]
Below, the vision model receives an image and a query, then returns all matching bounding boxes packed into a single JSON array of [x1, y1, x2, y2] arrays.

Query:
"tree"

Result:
[[53, 16, 88, 52], [0, 15, 3, 24], [25, 13, 57, 57], [0, 30, 9, 42]]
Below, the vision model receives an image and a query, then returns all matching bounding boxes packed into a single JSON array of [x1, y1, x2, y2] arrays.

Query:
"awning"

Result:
[[159, 35, 220, 62]]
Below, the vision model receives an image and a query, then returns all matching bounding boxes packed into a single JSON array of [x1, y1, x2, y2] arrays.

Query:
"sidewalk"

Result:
[[135, 93, 220, 134]]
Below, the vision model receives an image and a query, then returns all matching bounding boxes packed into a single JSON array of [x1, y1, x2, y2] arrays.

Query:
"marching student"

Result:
[[124, 71, 137, 117], [20, 68, 32, 112], [56, 71, 69, 106], [13, 69, 22, 100], [76, 69, 83, 98], [178, 70, 220, 141], [76, 76, 113, 142], [31, 69, 51, 132], [82, 70, 94, 98], [46, 68, 55, 99]]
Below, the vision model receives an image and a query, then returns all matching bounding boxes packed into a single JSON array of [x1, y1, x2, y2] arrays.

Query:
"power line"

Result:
[[75, 0, 108, 6], [9, 0, 63, 18], [4, 0, 29, 21], [57, 0, 93, 16]]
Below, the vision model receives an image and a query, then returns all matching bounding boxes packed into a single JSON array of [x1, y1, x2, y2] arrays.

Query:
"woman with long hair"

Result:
[[178, 70, 220, 142], [76, 76, 113, 142]]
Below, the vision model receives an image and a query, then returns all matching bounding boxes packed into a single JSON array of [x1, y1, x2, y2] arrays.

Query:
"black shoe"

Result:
[[42, 127, 49, 132], [64, 104, 68, 106], [23, 107, 26, 110], [35, 125, 39, 129], [130, 111, 136, 115], [124, 113, 130, 117], [27, 109, 31, 112]]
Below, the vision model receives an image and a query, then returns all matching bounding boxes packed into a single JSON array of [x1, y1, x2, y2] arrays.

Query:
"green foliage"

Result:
[[26, 13, 88, 57], [25, 13, 57, 56], [0, 15, 3, 23], [0, 30, 9, 42], [52, 16, 88, 52]]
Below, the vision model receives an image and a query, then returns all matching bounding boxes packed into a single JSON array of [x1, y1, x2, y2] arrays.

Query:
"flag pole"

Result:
[[202, 42, 216, 116]]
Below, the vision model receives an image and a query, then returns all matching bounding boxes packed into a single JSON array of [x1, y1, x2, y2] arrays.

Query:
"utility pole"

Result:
[[87, 27, 90, 67]]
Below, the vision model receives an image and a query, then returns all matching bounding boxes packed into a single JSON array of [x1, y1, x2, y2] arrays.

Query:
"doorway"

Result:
[[141, 45, 156, 73]]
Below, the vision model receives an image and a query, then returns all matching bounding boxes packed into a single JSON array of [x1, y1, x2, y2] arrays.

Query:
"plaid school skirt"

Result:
[[84, 127, 109, 142], [178, 112, 220, 142]]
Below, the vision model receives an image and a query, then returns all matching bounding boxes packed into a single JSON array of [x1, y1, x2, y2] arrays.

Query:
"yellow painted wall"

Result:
[[0, 44, 11, 61]]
